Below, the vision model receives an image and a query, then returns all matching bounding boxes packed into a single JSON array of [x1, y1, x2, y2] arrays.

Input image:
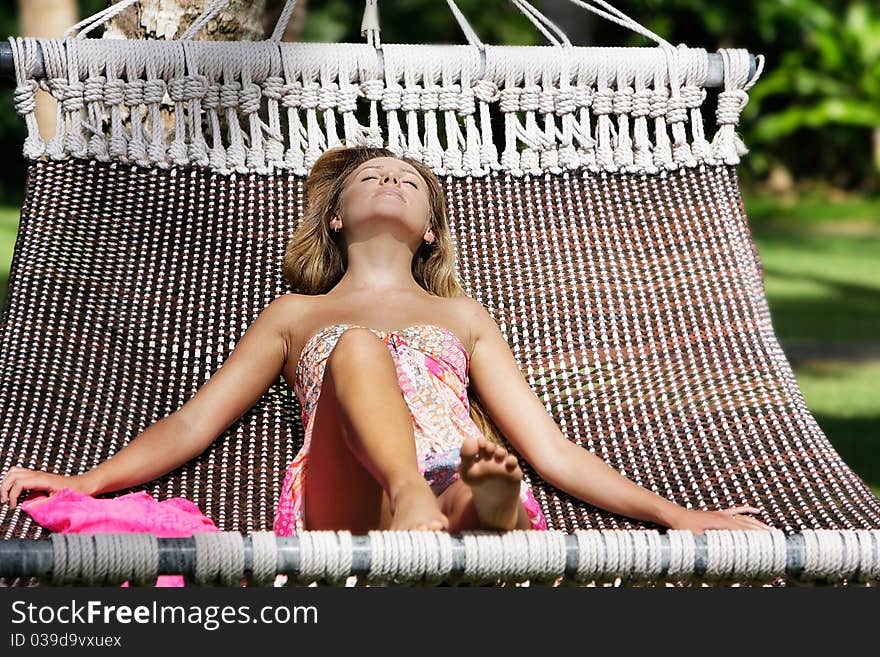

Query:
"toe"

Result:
[[459, 435, 479, 461]]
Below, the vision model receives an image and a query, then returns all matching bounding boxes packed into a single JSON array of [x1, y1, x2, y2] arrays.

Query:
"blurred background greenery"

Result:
[[0, 1, 877, 498]]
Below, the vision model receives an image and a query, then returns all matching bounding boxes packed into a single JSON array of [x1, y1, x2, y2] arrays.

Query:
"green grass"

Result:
[[753, 232, 880, 343], [0, 203, 878, 499], [791, 361, 880, 499], [737, 209, 880, 496], [0, 207, 19, 297], [744, 188, 880, 229]]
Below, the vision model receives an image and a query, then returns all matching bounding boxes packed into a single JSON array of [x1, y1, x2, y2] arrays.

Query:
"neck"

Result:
[[334, 240, 425, 295]]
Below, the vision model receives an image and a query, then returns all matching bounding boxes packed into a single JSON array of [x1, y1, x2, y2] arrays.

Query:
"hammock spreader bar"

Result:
[[0, 40, 755, 90], [3, 0, 769, 178], [1, 529, 878, 586], [3, 33, 765, 177]]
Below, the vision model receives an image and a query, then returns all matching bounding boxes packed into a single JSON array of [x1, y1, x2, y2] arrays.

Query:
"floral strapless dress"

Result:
[[273, 322, 548, 535]]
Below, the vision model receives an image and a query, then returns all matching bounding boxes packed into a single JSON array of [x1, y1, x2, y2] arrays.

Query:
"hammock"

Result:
[[0, 0, 878, 587]]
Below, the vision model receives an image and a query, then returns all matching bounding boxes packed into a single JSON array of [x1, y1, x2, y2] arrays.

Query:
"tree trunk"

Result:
[[104, 0, 267, 41], [18, 0, 77, 141]]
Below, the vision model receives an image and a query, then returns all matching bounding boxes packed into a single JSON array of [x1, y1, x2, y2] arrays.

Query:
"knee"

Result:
[[326, 328, 391, 375]]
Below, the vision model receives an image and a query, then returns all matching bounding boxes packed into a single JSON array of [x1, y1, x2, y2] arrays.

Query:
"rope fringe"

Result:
[[7, 37, 764, 177]]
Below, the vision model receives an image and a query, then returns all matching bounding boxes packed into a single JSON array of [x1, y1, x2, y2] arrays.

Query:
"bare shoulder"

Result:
[[266, 292, 307, 313], [261, 293, 303, 321], [455, 295, 493, 324], [453, 295, 498, 344], [259, 293, 309, 343]]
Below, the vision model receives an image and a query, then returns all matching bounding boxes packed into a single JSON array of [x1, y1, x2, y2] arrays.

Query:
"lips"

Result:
[[375, 188, 405, 202]]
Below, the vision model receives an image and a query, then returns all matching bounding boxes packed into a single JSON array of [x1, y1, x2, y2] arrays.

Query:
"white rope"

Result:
[[62, 0, 140, 40], [92, 533, 159, 586], [38, 38, 70, 162], [666, 529, 696, 581], [361, 0, 381, 49], [857, 530, 880, 583], [296, 530, 355, 585], [50, 533, 159, 585], [711, 48, 765, 165], [704, 529, 787, 582], [800, 529, 876, 584], [633, 529, 664, 581], [463, 531, 503, 582], [573, 528, 602, 582], [501, 529, 531, 581], [364, 530, 455, 584], [38, 529, 880, 586], [50, 533, 69, 584], [508, 1, 572, 48], [270, 0, 299, 42], [7, 37, 44, 159], [180, 0, 233, 41], [602, 528, 623, 582], [249, 530, 278, 586], [561, 0, 674, 50], [12, 29, 762, 178], [445, 0, 484, 49], [193, 531, 244, 586]]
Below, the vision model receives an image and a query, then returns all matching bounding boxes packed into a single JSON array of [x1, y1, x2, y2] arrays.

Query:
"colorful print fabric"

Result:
[[273, 323, 548, 535]]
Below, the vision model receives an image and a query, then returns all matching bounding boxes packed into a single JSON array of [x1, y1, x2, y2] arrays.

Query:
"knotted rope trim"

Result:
[[7, 37, 764, 178]]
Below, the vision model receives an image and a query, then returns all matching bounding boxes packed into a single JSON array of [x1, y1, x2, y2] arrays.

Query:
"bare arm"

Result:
[[463, 298, 771, 532], [1, 294, 295, 505]]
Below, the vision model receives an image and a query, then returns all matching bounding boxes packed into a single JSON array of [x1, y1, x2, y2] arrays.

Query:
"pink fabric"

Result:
[[275, 322, 550, 535], [21, 487, 219, 587]]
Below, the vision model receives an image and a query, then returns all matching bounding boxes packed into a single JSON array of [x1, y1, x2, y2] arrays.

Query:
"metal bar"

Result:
[[0, 39, 752, 88], [0, 531, 872, 585]]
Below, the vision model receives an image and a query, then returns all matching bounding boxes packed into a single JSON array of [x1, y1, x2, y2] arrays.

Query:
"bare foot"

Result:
[[389, 479, 449, 531], [458, 435, 524, 531]]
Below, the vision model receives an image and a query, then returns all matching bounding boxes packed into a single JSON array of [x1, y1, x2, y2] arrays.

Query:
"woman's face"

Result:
[[335, 156, 433, 245]]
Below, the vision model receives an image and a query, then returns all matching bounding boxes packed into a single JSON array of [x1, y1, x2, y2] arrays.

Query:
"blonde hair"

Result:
[[282, 145, 506, 447]]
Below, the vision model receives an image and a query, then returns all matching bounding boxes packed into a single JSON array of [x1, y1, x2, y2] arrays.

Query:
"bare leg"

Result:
[[304, 328, 448, 534], [437, 436, 532, 533]]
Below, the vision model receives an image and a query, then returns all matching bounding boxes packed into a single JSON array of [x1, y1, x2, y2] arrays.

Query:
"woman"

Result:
[[0, 145, 771, 537]]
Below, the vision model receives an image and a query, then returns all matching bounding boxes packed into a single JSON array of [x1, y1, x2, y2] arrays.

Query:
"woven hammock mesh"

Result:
[[1, 155, 879, 585]]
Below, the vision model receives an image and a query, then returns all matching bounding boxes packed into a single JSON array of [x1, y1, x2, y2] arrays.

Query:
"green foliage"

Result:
[[747, 2, 880, 141], [793, 360, 880, 494]]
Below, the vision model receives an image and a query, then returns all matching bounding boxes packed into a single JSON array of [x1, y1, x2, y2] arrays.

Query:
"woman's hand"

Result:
[[666, 505, 773, 534], [0, 466, 91, 508]]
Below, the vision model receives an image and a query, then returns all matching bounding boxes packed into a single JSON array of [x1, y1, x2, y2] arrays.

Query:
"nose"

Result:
[[379, 172, 399, 185]]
